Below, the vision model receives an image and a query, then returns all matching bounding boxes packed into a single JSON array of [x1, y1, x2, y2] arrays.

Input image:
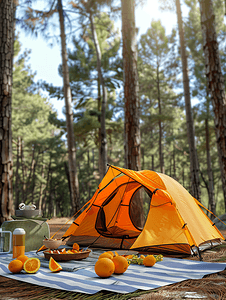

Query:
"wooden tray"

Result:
[[43, 250, 91, 261]]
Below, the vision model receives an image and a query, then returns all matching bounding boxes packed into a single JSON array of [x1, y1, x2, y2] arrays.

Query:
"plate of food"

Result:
[[43, 248, 91, 261]]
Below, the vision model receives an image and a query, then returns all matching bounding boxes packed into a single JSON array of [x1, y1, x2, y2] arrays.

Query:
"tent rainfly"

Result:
[[63, 165, 225, 257]]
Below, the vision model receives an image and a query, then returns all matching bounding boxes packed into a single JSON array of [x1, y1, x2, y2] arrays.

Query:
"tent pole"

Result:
[[197, 246, 203, 261]]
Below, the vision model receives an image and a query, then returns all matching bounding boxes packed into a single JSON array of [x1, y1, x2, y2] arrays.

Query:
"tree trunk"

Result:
[[58, 0, 79, 214], [0, 0, 14, 225], [48, 170, 53, 218], [15, 137, 21, 209], [157, 66, 164, 173], [205, 118, 216, 217], [31, 145, 38, 204], [64, 161, 71, 200], [150, 154, 153, 171], [121, 0, 143, 227], [21, 139, 26, 203], [38, 153, 45, 212], [199, 0, 226, 210], [121, 0, 141, 170], [175, 0, 201, 201], [42, 155, 51, 216], [89, 13, 107, 180], [173, 142, 176, 179]]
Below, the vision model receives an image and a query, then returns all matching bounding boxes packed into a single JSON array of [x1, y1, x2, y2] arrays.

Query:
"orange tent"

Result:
[[63, 165, 224, 257]]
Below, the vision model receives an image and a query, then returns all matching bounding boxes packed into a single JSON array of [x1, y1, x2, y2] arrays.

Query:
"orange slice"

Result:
[[23, 258, 41, 274], [49, 257, 62, 272]]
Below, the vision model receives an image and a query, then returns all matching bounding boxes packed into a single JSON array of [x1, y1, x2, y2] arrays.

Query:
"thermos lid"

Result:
[[13, 228, 26, 235]]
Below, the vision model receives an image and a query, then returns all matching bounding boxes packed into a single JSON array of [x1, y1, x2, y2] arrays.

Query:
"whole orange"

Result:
[[112, 255, 128, 274], [143, 255, 156, 267], [98, 252, 113, 260], [17, 254, 29, 265], [8, 260, 23, 274], [95, 258, 115, 278]]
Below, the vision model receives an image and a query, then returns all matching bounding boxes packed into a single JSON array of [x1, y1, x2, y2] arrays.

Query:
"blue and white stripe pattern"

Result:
[[0, 251, 226, 294]]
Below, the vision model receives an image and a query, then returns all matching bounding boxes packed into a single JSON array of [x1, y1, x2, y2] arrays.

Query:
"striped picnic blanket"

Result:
[[0, 250, 226, 294]]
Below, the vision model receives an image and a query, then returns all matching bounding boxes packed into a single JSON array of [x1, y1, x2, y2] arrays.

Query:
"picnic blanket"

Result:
[[0, 250, 226, 295]]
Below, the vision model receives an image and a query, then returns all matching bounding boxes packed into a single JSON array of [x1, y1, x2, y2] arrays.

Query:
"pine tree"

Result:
[[12, 39, 70, 217], [175, 0, 201, 202], [0, 0, 15, 224], [199, 0, 226, 211], [139, 20, 180, 174], [19, 0, 80, 214], [121, 0, 143, 226]]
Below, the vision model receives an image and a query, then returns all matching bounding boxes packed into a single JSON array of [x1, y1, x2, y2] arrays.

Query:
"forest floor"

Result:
[[1, 218, 226, 300]]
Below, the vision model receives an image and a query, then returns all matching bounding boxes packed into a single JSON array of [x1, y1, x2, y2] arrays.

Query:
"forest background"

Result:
[[7, 0, 226, 220]]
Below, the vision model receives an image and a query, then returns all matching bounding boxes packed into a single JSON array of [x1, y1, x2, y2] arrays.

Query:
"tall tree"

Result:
[[121, 0, 141, 170], [199, 0, 226, 210], [121, 0, 143, 226], [88, 11, 107, 180], [139, 20, 179, 174], [184, 0, 216, 216], [19, 0, 80, 214], [175, 0, 201, 202], [57, 0, 80, 214], [0, 0, 14, 224]]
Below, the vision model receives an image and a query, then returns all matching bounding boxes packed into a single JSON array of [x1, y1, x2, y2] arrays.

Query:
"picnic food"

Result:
[[45, 248, 83, 254], [72, 243, 79, 251], [17, 254, 29, 265], [49, 257, 62, 272], [43, 238, 62, 249], [98, 252, 113, 260], [112, 255, 128, 274], [8, 259, 23, 274], [143, 255, 156, 267], [95, 258, 115, 278], [155, 254, 163, 262], [107, 251, 114, 257], [23, 257, 41, 273], [126, 254, 163, 265]]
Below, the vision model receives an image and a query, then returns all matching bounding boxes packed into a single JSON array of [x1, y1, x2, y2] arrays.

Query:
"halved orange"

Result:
[[49, 257, 62, 272], [23, 258, 41, 274]]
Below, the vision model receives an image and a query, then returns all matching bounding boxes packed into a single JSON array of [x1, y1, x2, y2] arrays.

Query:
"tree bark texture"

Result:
[[199, 0, 226, 210], [14, 137, 21, 209], [157, 66, 164, 173], [121, 0, 141, 171], [0, 0, 14, 225], [89, 13, 107, 180], [58, 0, 79, 214], [205, 118, 216, 217], [175, 0, 201, 202], [121, 0, 144, 227]]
